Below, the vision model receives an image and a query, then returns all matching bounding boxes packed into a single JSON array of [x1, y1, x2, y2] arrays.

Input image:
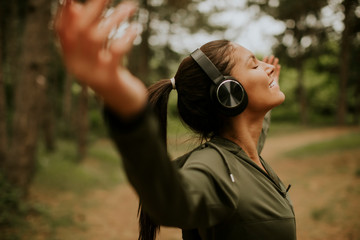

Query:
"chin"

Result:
[[278, 91, 286, 103], [273, 92, 286, 108], [268, 92, 285, 110]]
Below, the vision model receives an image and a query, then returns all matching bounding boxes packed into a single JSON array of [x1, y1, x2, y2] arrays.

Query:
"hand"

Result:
[[55, 0, 147, 118], [262, 56, 281, 84]]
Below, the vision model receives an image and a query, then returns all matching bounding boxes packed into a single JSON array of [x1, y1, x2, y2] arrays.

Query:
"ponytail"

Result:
[[137, 79, 173, 240], [148, 79, 173, 147]]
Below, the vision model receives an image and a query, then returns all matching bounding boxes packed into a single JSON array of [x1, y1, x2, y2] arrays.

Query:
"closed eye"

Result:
[[253, 58, 259, 69]]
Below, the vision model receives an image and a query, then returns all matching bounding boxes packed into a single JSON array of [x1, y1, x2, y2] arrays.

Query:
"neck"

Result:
[[221, 110, 265, 168]]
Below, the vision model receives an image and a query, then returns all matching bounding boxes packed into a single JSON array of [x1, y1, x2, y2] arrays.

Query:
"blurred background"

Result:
[[0, 0, 359, 239]]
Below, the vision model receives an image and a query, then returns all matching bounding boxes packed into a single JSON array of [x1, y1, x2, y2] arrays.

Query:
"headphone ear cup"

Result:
[[210, 77, 248, 116]]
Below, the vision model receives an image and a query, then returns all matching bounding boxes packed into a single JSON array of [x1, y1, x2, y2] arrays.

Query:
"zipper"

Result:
[[208, 138, 292, 199], [237, 154, 292, 199], [241, 155, 283, 192]]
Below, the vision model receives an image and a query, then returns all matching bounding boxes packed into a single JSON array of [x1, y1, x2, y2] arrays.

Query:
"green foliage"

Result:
[[305, 64, 338, 123], [311, 206, 334, 222], [271, 67, 301, 122], [355, 168, 360, 178], [270, 61, 345, 124], [34, 139, 125, 194], [88, 99, 107, 138], [0, 139, 125, 240], [285, 132, 360, 158], [267, 122, 308, 137], [0, 173, 28, 240]]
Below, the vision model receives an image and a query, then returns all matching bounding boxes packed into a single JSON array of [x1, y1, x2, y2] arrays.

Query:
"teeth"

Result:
[[269, 81, 276, 88]]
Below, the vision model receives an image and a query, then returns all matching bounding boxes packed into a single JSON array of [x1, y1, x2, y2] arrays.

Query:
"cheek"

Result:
[[240, 78, 265, 101], [247, 91, 268, 109], [243, 83, 285, 111]]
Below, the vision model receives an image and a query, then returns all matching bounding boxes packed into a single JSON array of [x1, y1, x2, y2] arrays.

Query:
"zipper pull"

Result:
[[286, 184, 292, 193], [281, 184, 292, 198], [230, 173, 235, 183]]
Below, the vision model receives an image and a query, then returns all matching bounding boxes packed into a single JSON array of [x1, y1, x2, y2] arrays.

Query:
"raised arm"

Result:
[[55, 1, 237, 229], [55, 0, 147, 119]]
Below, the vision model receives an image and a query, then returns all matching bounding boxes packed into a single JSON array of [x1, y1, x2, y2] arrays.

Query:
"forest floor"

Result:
[[25, 125, 360, 240]]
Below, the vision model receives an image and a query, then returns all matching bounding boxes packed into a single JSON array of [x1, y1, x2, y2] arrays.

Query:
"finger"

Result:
[[263, 56, 268, 63], [273, 57, 279, 67], [99, 2, 137, 39], [78, 0, 109, 29], [55, 0, 82, 34], [55, 1, 84, 52], [274, 64, 281, 82], [110, 23, 138, 59], [54, 0, 72, 32], [276, 64, 281, 74], [268, 55, 275, 65]]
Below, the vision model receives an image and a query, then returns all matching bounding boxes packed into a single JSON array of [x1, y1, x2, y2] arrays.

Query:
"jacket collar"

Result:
[[209, 136, 285, 193], [210, 136, 246, 158]]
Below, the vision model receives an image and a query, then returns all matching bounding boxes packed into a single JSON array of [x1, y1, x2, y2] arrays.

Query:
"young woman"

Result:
[[55, 1, 296, 239]]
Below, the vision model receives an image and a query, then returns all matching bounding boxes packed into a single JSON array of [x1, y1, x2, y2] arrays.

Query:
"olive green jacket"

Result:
[[104, 109, 296, 240]]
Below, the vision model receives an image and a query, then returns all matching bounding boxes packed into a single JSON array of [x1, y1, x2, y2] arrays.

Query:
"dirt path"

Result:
[[262, 126, 357, 161], [31, 126, 359, 240]]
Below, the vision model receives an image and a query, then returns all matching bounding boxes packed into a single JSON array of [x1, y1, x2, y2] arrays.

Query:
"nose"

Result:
[[262, 61, 274, 76]]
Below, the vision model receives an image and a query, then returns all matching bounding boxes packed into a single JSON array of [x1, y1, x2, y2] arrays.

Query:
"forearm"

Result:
[[95, 70, 147, 120]]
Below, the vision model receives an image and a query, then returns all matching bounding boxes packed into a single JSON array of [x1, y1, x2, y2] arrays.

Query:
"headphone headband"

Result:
[[190, 49, 224, 85]]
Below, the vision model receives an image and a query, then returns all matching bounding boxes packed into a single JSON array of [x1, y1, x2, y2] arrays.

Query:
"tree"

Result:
[[250, 0, 360, 125], [128, 0, 227, 85], [127, 0, 191, 84], [0, 0, 23, 170], [0, 3, 8, 169], [0, 22, 7, 169], [350, 16, 360, 124], [5, 0, 52, 195], [248, 0, 328, 124], [76, 85, 89, 161], [337, 0, 358, 125]]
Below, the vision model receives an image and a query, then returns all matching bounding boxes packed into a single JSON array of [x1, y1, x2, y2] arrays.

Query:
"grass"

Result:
[[284, 132, 360, 158], [34, 139, 125, 194], [268, 122, 312, 137], [3, 138, 127, 240], [311, 206, 334, 222]]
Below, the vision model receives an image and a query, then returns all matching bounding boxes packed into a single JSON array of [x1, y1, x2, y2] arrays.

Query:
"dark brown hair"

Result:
[[138, 40, 236, 240]]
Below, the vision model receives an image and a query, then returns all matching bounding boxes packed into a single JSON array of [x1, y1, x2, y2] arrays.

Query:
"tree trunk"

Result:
[[355, 84, 360, 125], [3, 1, 25, 88], [0, 1, 23, 169], [39, 81, 55, 152], [296, 60, 307, 125], [128, 0, 151, 84], [63, 73, 73, 123], [337, 0, 356, 125], [0, 25, 8, 169], [6, 0, 51, 194], [76, 85, 88, 162]]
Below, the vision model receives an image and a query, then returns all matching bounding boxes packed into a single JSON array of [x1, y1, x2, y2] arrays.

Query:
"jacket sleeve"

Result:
[[103, 107, 237, 229]]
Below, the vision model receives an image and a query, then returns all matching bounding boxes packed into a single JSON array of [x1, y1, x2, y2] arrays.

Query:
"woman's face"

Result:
[[230, 44, 285, 113]]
